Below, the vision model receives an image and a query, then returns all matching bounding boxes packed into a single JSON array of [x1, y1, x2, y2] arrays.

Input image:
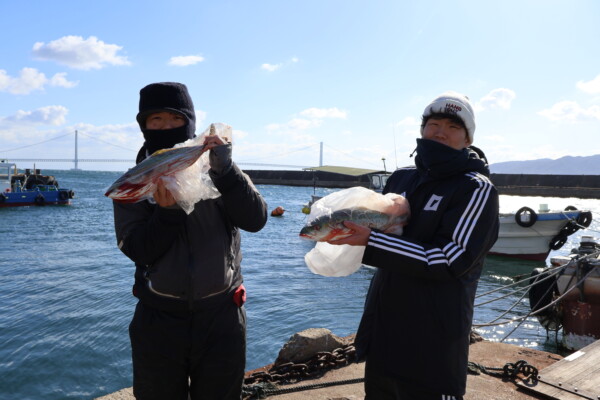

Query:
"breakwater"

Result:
[[244, 170, 600, 199], [245, 169, 374, 188], [490, 174, 600, 199]]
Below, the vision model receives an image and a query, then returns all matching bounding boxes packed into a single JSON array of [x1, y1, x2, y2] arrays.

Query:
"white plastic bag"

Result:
[[305, 242, 367, 277], [303, 187, 409, 277], [159, 123, 231, 213]]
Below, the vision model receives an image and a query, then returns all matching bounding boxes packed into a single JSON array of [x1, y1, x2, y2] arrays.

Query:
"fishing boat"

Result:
[[529, 236, 600, 350], [301, 168, 391, 214], [488, 204, 592, 261], [0, 161, 75, 207]]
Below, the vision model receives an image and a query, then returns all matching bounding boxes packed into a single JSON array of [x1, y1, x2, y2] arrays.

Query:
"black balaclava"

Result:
[[135, 82, 196, 163]]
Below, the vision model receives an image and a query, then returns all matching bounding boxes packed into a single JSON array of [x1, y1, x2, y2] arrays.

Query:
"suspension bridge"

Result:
[[5, 158, 311, 169], [1, 130, 320, 170]]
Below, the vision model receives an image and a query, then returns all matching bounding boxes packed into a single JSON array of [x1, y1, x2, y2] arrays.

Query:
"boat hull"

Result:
[[556, 262, 600, 350], [0, 189, 72, 207], [1, 162, 75, 208], [489, 211, 583, 261]]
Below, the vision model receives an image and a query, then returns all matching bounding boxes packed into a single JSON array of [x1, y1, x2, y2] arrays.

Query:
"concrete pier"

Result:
[[95, 336, 566, 400]]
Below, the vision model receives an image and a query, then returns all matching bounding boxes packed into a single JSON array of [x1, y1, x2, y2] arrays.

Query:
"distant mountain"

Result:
[[490, 154, 600, 175]]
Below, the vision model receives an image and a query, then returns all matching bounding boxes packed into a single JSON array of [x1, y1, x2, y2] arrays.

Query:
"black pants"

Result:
[[365, 362, 463, 400], [129, 300, 246, 400]]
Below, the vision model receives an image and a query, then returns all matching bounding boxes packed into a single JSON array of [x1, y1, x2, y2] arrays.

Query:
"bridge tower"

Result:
[[72, 130, 80, 171]]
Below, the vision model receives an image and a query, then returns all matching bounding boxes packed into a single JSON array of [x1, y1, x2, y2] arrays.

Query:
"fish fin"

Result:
[[320, 228, 353, 242]]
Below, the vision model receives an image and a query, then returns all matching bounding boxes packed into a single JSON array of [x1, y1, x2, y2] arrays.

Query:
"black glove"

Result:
[[209, 143, 233, 176]]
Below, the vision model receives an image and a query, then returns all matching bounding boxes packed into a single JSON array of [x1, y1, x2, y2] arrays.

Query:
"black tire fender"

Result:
[[576, 211, 593, 228], [549, 234, 568, 251], [515, 206, 537, 228], [528, 268, 561, 331], [34, 194, 45, 205]]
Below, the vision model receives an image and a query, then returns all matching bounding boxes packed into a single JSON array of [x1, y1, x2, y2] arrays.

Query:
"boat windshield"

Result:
[[0, 166, 11, 182], [370, 174, 389, 191]]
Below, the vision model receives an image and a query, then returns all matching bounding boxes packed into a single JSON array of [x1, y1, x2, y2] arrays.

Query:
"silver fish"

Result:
[[104, 145, 204, 203], [299, 207, 408, 242]]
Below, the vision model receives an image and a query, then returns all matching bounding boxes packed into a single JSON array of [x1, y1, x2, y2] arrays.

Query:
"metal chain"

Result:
[[244, 343, 356, 386], [243, 343, 357, 399]]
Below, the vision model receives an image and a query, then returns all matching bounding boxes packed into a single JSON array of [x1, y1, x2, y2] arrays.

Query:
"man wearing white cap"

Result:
[[330, 92, 499, 399]]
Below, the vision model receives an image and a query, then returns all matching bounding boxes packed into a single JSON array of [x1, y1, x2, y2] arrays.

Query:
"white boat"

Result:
[[489, 204, 592, 261], [301, 171, 390, 214], [529, 236, 600, 350]]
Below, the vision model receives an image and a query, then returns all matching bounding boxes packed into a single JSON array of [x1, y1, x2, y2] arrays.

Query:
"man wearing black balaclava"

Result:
[[112, 82, 268, 400]]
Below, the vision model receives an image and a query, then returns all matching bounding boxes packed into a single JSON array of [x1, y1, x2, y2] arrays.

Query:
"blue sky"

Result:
[[0, 0, 599, 171]]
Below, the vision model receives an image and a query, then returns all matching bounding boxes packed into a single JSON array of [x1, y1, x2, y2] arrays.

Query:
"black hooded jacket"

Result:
[[356, 138, 499, 396]]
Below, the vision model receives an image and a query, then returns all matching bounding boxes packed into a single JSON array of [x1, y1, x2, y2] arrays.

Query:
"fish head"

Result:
[[300, 216, 353, 242], [299, 222, 326, 241]]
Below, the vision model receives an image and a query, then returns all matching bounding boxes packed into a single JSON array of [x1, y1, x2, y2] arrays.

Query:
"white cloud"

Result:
[[4, 105, 69, 126], [478, 88, 516, 111], [300, 107, 347, 119], [0, 68, 77, 94], [50, 72, 78, 88], [265, 117, 319, 132], [0, 71, 9, 90], [261, 57, 299, 72], [72, 122, 142, 150], [261, 63, 282, 72], [264, 119, 319, 143], [168, 55, 205, 67], [195, 110, 207, 126], [7, 68, 46, 94], [538, 101, 600, 122], [32, 35, 130, 70], [232, 129, 249, 140], [288, 118, 321, 130], [264, 105, 345, 144], [576, 74, 600, 94]]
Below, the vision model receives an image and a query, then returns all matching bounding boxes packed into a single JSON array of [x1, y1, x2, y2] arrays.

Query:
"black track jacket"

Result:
[[356, 138, 499, 396], [113, 162, 267, 313]]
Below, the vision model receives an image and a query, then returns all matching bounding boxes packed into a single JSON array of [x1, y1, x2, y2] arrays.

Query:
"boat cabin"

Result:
[[0, 162, 16, 193], [302, 166, 391, 192]]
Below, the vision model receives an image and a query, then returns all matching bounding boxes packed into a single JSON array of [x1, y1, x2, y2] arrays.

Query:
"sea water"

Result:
[[0, 169, 598, 400]]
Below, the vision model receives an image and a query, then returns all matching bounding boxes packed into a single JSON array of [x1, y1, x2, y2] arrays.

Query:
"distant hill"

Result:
[[490, 154, 600, 175]]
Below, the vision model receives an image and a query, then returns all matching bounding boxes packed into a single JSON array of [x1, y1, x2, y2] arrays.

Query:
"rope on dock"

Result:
[[243, 378, 365, 399], [468, 359, 539, 385], [473, 259, 598, 330]]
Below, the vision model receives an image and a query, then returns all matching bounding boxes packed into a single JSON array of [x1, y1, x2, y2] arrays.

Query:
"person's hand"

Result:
[[201, 134, 228, 154], [204, 135, 233, 175], [153, 179, 176, 207], [327, 221, 371, 246], [384, 195, 411, 218]]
